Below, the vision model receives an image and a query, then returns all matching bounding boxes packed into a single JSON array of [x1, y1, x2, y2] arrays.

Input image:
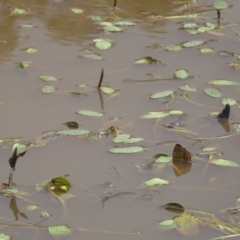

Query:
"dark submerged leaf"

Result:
[[217, 104, 230, 120], [172, 144, 191, 163], [63, 121, 79, 129], [163, 203, 185, 213]]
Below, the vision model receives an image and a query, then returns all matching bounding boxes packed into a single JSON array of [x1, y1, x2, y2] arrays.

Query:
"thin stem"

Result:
[[8, 169, 14, 187], [113, 0, 117, 8], [97, 69, 104, 88]]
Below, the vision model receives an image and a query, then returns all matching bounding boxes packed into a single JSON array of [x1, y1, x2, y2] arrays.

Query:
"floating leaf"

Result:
[[209, 80, 240, 86], [39, 75, 58, 81], [26, 48, 37, 53], [158, 219, 177, 231], [174, 213, 198, 236], [182, 40, 205, 48], [113, 134, 130, 143], [213, 0, 228, 10], [155, 154, 172, 163], [150, 90, 174, 99], [174, 69, 188, 79], [168, 110, 183, 115], [140, 112, 170, 119], [0, 233, 11, 240], [35, 179, 49, 191], [179, 84, 197, 92], [100, 86, 118, 95], [13, 8, 26, 15], [76, 110, 104, 117], [93, 39, 112, 50], [183, 22, 198, 29], [200, 47, 214, 53], [210, 159, 239, 167], [134, 56, 156, 64], [103, 25, 123, 32], [71, 8, 83, 14], [35, 131, 59, 145], [218, 50, 234, 57], [109, 146, 144, 154], [48, 225, 71, 238], [80, 50, 103, 60], [21, 205, 39, 212], [165, 45, 182, 51], [58, 129, 89, 136], [197, 26, 212, 33], [204, 88, 222, 98], [124, 138, 144, 143], [222, 98, 236, 106], [115, 21, 136, 26], [202, 147, 218, 152], [143, 178, 169, 187], [41, 85, 55, 94]]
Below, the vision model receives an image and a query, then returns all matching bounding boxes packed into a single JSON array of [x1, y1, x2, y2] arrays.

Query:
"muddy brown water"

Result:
[[0, 0, 240, 239]]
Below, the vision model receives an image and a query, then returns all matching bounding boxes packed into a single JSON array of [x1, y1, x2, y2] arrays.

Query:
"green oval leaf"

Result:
[[76, 110, 104, 117], [100, 86, 117, 95], [134, 56, 155, 64], [71, 8, 83, 14], [35, 179, 49, 191], [41, 85, 55, 94], [58, 129, 90, 136], [158, 219, 177, 231], [182, 40, 205, 48], [39, 75, 58, 81], [155, 154, 172, 163], [140, 112, 170, 119], [115, 21, 136, 26], [222, 98, 236, 106], [12, 143, 27, 155], [124, 137, 144, 143], [213, 0, 228, 10], [104, 25, 124, 32], [93, 39, 112, 50], [80, 50, 103, 60], [48, 225, 71, 237], [209, 80, 240, 86], [178, 84, 197, 92], [210, 159, 239, 167], [204, 88, 222, 98], [143, 178, 170, 187], [183, 22, 198, 29], [174, 69, 189, 79], [200, 47, 214, 53], [108, 146, 144, 154], [0, 233, 11, 240], [26, 47, 37, 53], [166, 45, 182, 51], [113, 134, 131, 143], [150, 90, 174, 99]]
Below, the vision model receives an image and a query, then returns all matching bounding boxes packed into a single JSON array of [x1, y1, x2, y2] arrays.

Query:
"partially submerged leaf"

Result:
[[163, 203, 185, 213], [93, 39, 112, 50], [63, 121, 79, 129], [21, 205, 39, 212], [39, 75, 58, 81], [134, 56, 157, 65], [12, 143, 28, 155], [113, 134, 130, 143], [155, 154, 172, 163], [80, 49, 103, 60], [143, 178, 169, 187], [100, 86, 118, 95], [26, 47, 37, 53], [200, 47, 214, 53], [210, 159, 239, 167], [124, 137, 144, 143], [165, 45, 182, 51], [58, 129, 90, 136], [140, 112, 170, 119], [41, 85, 55, 94], [174, 213, 198, 236], [209, 80, 240, 86], [76, 110, 104, 117], [109, 146, 144, 154], [13, 8, 26, 15], [35, 179, 49, 191], [222, 98, 236, 106], [115, 21, 136, 26], [182, 40, 205, 48], [48, 225, 71, 238], [204, 88, 222, 98], [179, 84, 197, 92], [150, 90, 174, 99], [71, 8, 83, 14], [174, 69, 188, 79], [158, 219, 177, 232]]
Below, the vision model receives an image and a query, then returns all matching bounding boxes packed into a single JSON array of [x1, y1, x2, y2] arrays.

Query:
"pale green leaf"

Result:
[[113, 134, 130, 143], [71, 8, 83, 14], [183, 23, 198, 29], [125, 138, 144, 143], [0, 233, 11, 240], [204, 88, 222, 98], [13, 8, 26, 15], [134, 57, 155, 64], [168, 110, 183, 115], [93, 39, 112, 50], [39, 75, 58, 81], [209, 80, 240, 86], [182, 40, 205, 48], [41, 85, 55, 94], [115, 21, 136, 26], [179, 84, 197, 92], [140, 112, 170, 119], [222, 98, 236, 106], [108, 146, 144, 154], [155, 155, 172, 163], [175, 69, 188, 79], [100, 87, 117, 95], [58, 129, 90, 136], [35, 179, 49, 191], [12, 143, 27, 155], [200, 47, 214, 53], [165, 45, 182, 51], [80, 50, 103, 60], [104, 25, 123, 32], [21, 205, 39, 212], [150, 90, 174, 99], [76, 110, 104, 117], [26, 48, 37, 53], [210, 159, 239, 167], [143, 178, 170, 187], [213, 0, 228, 10], [48, 225, 71, 237], [158, 219, 177, 231], [197, 26, 212, 33], [202, 147, 217, 152]]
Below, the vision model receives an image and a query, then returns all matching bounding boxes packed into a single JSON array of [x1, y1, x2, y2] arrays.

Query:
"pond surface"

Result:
[[1, 0, 240, 239]]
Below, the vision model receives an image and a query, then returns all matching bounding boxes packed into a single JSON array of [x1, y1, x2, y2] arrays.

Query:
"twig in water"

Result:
[[97, 69, 104, 88], [113, 0, 117, 8]]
